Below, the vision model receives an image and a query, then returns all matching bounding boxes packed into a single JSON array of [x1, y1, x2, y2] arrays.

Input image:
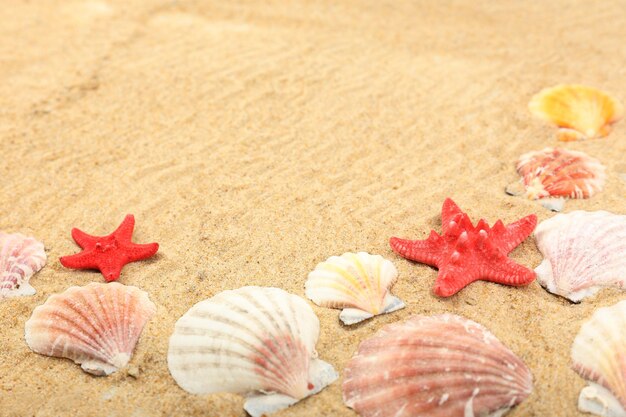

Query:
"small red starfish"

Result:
[[60, 214, 159, 282], [390, 198, 537, 297]]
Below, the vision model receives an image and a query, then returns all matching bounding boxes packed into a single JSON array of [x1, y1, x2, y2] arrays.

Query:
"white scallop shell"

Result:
[[305, 252, 405, 325], [167, 286, 338, 417], [343, 313, 533, 417], [0, 232, 46, 299], [534, 211, 626, 302], [572, 300, 626, 417], [25, 282, 156, 375]]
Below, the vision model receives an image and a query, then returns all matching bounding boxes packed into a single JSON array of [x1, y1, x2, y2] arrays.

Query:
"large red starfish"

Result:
[[60, 214, 159, 282], [390, 198, 537, 297]]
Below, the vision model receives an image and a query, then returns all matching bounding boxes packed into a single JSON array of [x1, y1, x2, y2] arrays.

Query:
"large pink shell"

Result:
[[343, 314, 533, 417], [0, 232, 46, 300], [514, 147, 605, 200], [24, 282, 156, 375]]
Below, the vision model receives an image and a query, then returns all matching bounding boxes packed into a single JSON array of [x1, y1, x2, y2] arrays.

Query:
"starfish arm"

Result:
[[441, 198, 463, 234], [481, 256, 536, 287], [60, 251, 101, 270], [124, 242, 159, 261], [390, 234, 442, 267], [494, 214, 537, 254], [98, 260, 125, 282], [433, 261, 482, 297], [112, 214, 136, 241], [71, 228, 98, 249]]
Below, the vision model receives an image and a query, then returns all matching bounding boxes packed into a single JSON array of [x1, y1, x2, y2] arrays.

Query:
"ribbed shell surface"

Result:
[[167, 286, 321, 399], [24, 282, 156, 375], [534, 211, 626, 302], [343, 314, 533, 417], [0, 232, 46, 299]]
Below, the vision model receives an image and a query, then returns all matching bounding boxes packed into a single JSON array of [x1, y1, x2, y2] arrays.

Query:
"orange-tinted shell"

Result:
[[529, 85, 623, 141], [515, 148, 605, 200]]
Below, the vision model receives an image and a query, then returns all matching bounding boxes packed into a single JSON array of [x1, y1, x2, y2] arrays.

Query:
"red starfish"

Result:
[[60, 214, 159, 282], [390, 198, 537, 297]]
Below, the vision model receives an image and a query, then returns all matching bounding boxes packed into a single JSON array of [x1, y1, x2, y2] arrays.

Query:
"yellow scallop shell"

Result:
[[529, 85, 624, 141]]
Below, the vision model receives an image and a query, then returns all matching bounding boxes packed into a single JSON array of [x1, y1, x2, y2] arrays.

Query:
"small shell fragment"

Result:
[[305, 252, 405, 325], [0, 233, 46, 300]]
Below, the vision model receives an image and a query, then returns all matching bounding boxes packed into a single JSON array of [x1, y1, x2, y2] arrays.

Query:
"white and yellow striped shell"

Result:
[[572, 300, 626, 417], [167, 286, 338, 417], [529, 85, 624, 141], [305, 252, 404, 325], [0, 232, 46, 300]]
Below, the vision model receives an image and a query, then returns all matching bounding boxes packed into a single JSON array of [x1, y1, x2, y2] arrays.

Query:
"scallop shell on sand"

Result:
[[343, 313, 533, 417], [534, 211, 626, 302], [572, 300, 626, 417], [505, 147, 606, 212], [24, 282, 156, 375], [0, 232, 46, 300], [167, 286, 338, 417], [529, 84, 623, 141], [305, 252, 405, 325]]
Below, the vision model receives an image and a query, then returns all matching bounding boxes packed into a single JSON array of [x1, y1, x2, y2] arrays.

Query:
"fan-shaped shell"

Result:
[[24, 282, 156, 376], [529, 84, 624, 141], [512, 148, 606, 202], [0, 233, 46, 300], [572, 300, 626, 417], [305, 252, 405, 325], [343, 314, 533, 417], [167, 286, 338, 417], [534, 211, 626, 302]]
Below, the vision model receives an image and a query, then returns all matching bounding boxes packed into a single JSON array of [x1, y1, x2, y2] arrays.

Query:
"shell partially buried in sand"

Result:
[[572, 300, 626, 417], [167, 286, 338, 417], [529, 84, 624, 141], [342, 313, 533, 417], [305, 252, 405, 325], [506, 147, 607, 211], [25, 282, 156, 376], [0, 232, 46, 300], [534, 211, 626, 302]]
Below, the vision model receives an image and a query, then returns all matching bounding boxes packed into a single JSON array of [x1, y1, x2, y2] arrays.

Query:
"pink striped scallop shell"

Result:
[[24, 282, 156, 375], [343, 314, 533, 417]]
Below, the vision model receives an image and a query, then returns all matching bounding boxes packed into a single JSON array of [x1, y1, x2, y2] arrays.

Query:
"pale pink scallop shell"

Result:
[[511, 147, 606, 202], [24, 282, 156, 375], [343, 314, 533, 417], [0, 232, 46, 300], [534, 211, 626, 302]]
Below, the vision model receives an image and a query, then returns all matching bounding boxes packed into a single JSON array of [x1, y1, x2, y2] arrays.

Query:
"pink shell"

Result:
[[515, 148, 605, 200], [24, 282, 156, 375], [343, 314, 533, 417], [0, 233, 46, 299]]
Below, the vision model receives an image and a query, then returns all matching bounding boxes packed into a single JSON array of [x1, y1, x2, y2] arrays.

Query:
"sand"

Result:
[[1, 0, 625, 416]]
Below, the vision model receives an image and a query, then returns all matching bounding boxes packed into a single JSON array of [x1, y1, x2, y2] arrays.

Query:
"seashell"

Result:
[[571, 300, 626, 417], [529, 84, 624, 141], [506, 148, 606, 211], [305, 252, 405, 325], [343, 313, 533, 417], [167, 286, 338, 417], [0, 232, 46, 300], [24, 282, 156, 375], [534, 210, 626, 302]]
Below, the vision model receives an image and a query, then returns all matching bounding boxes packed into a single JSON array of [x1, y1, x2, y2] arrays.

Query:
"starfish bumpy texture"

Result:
[[60, 214, 159, 282], [390, 198, 537, 297]]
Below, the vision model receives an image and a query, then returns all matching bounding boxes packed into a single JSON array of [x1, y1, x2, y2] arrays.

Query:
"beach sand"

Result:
[[1, 1, 625, 416]]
